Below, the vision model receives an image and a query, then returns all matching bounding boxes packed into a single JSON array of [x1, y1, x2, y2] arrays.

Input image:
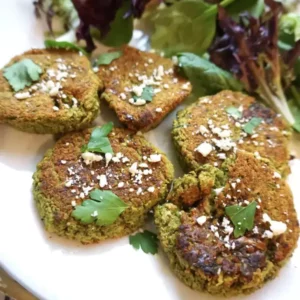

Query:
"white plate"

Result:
[[0, 1, 300, 299]]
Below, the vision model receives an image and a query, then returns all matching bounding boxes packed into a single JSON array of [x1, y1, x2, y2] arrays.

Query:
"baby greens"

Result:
[[97, 51, 122, 65], [44, 40, 87, 55], [243, 118, 262, 135]]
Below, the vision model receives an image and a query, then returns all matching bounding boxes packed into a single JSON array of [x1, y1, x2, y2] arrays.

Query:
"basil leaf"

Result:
[[97, 51, 122, 65], [226, 106, 242, 120], [225, 201, 257, 238], [243, 117, 262, 134], [72, 189, 128, 226], [129, 230, 158, 255], [44, 40, 87, 55], [82, 122, 114, 154], [3, 59, 43, 92], [177, 53, 243, 96]]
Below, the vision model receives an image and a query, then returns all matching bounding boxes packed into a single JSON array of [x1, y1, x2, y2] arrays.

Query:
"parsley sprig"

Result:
[[4, 59, 43, 92], [129, 230, 158, 255], [225, 201, 257, 238], [72, 189, 128, 226], [81, 122, 114, 154]]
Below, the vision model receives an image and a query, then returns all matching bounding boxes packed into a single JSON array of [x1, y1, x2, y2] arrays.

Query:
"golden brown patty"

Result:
[[173, 90, 291, 176], [33, 127, 174, 244], [98, 46, 192, 132], [155, 151, 299, 295], [0, 49, 102, 134]]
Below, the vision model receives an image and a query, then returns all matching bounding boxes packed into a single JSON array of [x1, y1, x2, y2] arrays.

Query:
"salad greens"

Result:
[[4, 59, 43, 92], [177, 53, 243, 96], [209, 0, 300, 130], [72, 189, 128, 226], [34, 0, 78, 35]]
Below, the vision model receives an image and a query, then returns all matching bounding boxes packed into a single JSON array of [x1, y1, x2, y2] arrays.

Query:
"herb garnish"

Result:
[[129, 230, 158, 255], [225, 201, 257, 238], [81, 122, 114, 154], [133, 86, 154, 102], [44, 40, 87, 55], [72, 189, 128, 226], [243, 117, 262, 134], [225, 106, 242, 120], [97, 51, 122, 65], [4, 59, 43, 92]]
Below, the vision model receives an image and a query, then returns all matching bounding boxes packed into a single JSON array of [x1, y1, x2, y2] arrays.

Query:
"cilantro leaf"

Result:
[[72, 189, 128, 226], [81, 122, 114, 154], [133, 86, 154, 102], [3, 59, 43, 92], [243, 117, 262, 134], [129, 230, 158, 255], [97, 51, 122, 65], [225, 201, 257, 238], [226, 106, 242, 120], [44, 40, 87, 55]]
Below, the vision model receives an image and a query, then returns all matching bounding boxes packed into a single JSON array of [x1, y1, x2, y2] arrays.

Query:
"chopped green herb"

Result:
[[81, 122, 114, 154], [129, 230, 158, 255], [97, 51, 122, 65], [133, 86, 154, 102], [3, 59, 43, 92], [44, 40, 87, 55], [243, 117, 262, 134], [72, 189, 128, 226], [226, 106, 242, 120], [225, 201, 257, 238]]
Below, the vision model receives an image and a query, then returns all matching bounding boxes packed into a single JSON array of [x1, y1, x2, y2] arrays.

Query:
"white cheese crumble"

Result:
[[262, 213, 287, 236], [129, 98, 146, 106], [118, 182, 125, 188], [214, 187, 224, 195], [147, 186, 155, 193], [105, 153, 113, 167], [98, 174, 108, 188], [81, 152, 103, 165], [194, 142, 213, 157], [129, 162, 138, 175], [196, 216, 207, 226], [15, 91, 31, 99], [148, 154, 161, 162], [155, 107, 162, 113], [273, 172, 281, 179]]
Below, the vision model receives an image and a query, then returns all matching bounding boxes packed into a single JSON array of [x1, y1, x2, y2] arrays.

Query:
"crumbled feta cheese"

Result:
[[65, 180, 73, 187], [82, 152, 103, 165], [15, 91, 31, 99], [91, 210, 98, 217], [181, 82, 190, 90], [61, 160, 67, 164], [163, 83, 169, 89], [129, 162, 138, 175], [148, 154, 161, 162], [262, 230, 274, 239], [194, 142, 213, 157], [129, 98, 146, 106], [156, 107, 162, 113], [196, 216, 207, 226], [136, 187, 143, 195], [273, 172, 281, 179], [139, 163, 148, 168], [71, 200, 76, 207], [147, 186, 155, 193], [99, 175, 108, 188], [105, 153, 113, 167], [53, 106, 59, 111], [198, 125, 209, 135], [262, 213, 287, 236], [212, 138, 236, 151], [118, 182, 124, 188], [119, 93, 127, 100], [214, 187, 224, 195]]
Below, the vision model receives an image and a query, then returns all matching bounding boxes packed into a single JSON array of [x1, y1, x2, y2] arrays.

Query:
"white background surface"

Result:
[[0, 1, 300, 299]]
